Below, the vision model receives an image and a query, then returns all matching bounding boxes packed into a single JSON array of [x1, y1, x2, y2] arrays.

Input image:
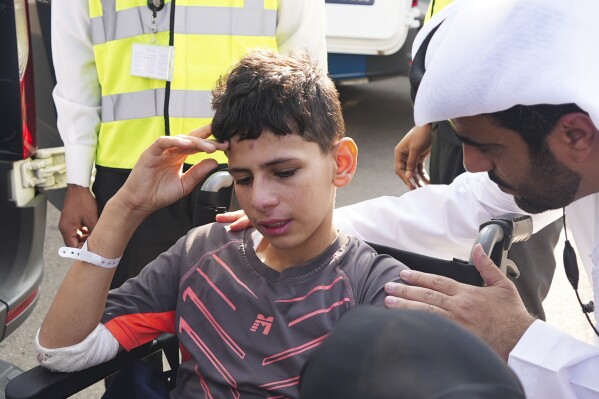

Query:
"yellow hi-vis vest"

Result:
[[89, 0, 278, 169], [425, 0, 453, 23]]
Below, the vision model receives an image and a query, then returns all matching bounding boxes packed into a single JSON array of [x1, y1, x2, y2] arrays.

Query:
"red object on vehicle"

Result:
[[6, 287, 39, 325], [15, 0, 37, 159]]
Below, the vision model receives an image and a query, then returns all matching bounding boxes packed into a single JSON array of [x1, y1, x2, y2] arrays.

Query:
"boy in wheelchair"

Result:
[[35, 49, 408, 398]]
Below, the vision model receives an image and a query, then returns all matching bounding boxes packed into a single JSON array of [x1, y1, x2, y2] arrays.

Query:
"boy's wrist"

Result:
[[107, 191, 154, 222], [85, 196, 149, 259]]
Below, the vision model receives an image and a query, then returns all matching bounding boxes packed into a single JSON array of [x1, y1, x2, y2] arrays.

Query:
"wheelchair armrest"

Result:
[[5, 334, 177, 399], [367, 242, 484, 286]]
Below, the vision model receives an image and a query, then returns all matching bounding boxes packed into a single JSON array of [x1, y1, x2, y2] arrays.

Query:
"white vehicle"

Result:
[[325, 0, 423, 82]]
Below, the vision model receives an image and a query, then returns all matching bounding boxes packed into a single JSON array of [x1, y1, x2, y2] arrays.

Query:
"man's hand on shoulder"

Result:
[[384, 244, 536, 360]]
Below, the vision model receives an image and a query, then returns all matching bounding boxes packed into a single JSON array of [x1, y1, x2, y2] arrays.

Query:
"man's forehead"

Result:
[[448, 116, 482, 134], [449, 116, 505, 144], [447, 118, 479, 145]]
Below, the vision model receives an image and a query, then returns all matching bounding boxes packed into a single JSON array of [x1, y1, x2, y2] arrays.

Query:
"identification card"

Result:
[[130, 43, 175, 81]]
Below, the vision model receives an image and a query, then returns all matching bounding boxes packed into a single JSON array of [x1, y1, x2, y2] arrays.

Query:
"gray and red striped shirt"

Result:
[[103, 224, 407, 399]]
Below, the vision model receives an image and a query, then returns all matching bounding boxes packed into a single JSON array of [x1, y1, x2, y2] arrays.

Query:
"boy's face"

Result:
[[227, 131, 338, 266]]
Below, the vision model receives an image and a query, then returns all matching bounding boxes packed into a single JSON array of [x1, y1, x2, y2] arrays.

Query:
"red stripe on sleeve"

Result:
[[105, 311, 176, 351]]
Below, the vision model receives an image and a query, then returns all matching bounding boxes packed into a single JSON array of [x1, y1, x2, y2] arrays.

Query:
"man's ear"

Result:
[[553, 113, 598, 163], [333, 137, 358, 188]]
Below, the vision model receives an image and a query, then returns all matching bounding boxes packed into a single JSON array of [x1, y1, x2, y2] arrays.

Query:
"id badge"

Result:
[[130, 43, 175, 81]]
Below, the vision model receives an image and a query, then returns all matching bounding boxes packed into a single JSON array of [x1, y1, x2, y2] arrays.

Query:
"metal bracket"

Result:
[[10, 147, 66, 207], [20, 147, 67, 190]]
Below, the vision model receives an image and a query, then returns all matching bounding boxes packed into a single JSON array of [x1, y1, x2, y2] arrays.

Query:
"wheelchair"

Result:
[[5, 170, 533, 399]]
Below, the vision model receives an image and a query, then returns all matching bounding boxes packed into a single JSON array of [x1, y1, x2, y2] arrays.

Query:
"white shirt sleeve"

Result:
[[51, 0, 101, 187], [36, 324, 120, 372], [508, 320, 599, 399], [334, 172, 561, 260], [276, 0, 328, 72]]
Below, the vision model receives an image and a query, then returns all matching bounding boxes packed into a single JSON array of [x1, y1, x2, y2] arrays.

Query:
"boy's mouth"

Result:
[[260, 219, 291, 236]]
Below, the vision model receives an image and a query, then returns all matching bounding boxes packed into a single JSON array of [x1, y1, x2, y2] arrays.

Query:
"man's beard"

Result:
[[488, 146, 580, 214]]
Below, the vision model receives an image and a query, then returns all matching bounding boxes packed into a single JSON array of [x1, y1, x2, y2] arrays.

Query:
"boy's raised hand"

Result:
[[116, 133, 228, 216]]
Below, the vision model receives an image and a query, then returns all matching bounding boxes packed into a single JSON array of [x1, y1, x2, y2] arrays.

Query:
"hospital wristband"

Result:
[[58, 241, 121, 268]]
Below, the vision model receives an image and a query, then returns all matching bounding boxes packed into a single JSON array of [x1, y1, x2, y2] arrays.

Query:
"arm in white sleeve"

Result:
[[52, 0, 101, 187], [508, 320, 599, 399], [36, 323, 120, 372], [276, 0, 328, 71], [334, 172, 561, 260]]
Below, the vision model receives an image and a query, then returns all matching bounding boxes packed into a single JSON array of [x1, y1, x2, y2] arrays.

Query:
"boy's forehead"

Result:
[[227, 132, 324, 166], [228, 131, 313, 151]]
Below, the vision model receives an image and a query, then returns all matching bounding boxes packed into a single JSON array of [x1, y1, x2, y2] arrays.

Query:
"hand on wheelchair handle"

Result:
[[384, 244, 536, 361]]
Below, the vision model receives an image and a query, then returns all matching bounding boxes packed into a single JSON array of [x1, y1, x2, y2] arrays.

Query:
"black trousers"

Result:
[[300, 306, 525, 399], [429, 121, 561, 320]]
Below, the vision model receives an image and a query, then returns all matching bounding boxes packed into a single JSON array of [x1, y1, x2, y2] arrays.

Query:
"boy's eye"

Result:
[[477, 146, 493, 154], [234, 176, 252, 186], [275, 169, 298, 178]]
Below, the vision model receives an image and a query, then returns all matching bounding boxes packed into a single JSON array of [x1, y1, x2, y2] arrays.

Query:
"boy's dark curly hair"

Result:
[[211, 49, 345, 153]]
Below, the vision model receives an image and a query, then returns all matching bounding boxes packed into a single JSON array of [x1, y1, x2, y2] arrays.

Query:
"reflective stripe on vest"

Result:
[[101, 90, 213, 122], [90, 0, 278, 169], [91, 1, 277, 45]]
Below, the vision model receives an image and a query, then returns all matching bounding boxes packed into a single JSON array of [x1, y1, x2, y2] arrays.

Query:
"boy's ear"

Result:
[[333, 137, 358, 188]]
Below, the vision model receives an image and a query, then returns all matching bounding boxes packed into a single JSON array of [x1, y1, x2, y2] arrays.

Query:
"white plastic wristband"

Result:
[[58, 242, 121, 268]]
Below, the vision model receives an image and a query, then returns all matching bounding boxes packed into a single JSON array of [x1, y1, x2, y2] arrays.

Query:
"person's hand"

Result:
[[215, 210, 253, 231], [187, 123, 214, 139], [59, 184, 99, 247], [384, 244, 536, 360], [115, 135, 229, 217], [394, 124, 433, 190]]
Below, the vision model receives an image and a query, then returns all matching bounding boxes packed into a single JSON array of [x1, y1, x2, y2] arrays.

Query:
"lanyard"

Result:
[[147, 0, 165, 41], [148, 0, 165, 13], [145, 0, 175, 135]]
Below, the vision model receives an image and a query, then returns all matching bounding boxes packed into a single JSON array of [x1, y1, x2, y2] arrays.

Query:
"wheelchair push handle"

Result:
[[194, 170, 234, 227], [469, 214, 533, 278], [200, 170, 234, 192]]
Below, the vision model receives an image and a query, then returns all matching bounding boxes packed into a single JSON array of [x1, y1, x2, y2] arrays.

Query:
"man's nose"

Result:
[[462, 145, 494, 173]]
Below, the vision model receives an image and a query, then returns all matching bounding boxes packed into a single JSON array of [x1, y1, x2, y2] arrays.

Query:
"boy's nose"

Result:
[[462, 145, 494, 173], [250, 184, 278, 212]]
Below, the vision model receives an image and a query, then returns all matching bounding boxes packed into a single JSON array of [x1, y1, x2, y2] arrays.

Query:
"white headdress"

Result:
[[411, 0, 599, 128]]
